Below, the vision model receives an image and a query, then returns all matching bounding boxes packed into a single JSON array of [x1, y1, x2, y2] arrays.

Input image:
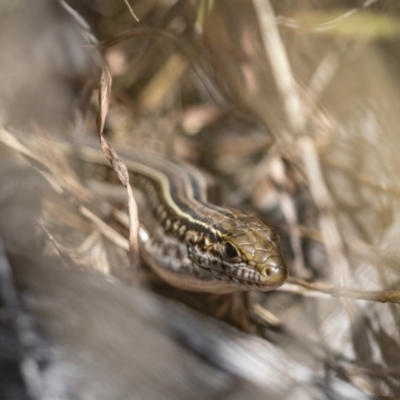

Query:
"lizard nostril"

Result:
[[259, 256, 288, 283]]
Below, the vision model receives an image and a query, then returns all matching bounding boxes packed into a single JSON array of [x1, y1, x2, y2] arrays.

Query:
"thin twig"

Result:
[[80, 206, 129, 252], [39, 222, 77, 268], [124, 0, 140, 22], [286, 277, 400, 304]]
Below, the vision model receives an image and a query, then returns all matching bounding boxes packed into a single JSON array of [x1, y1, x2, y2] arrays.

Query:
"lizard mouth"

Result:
[[205, 261, 287, 290]]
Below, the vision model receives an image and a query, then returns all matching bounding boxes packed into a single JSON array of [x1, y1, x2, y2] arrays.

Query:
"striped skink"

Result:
[[76, 141, 288, 294]]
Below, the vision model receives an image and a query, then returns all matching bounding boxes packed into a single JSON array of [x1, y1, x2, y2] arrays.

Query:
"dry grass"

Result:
[[1, 0, 400, 397]]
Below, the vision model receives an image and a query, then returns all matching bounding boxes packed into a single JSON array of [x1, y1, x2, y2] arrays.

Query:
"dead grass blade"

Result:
[[96, 58, 140, 285]]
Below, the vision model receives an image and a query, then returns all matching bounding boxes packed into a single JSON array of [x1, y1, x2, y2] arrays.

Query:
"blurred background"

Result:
[[1, 0, 400, 398]]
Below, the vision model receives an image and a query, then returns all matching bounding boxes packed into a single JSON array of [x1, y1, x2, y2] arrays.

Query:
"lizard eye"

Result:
[[223, 242, 239, 259]]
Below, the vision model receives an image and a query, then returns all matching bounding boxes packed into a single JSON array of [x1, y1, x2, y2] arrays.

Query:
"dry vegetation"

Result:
[[1, 0, 400, 398]]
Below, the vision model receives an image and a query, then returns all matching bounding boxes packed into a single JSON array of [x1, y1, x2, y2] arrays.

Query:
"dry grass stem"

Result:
[[302, 51, 340, 121], [124, 0, 140, 22], [251, 303, 282, 327], [286, 277, 400, 304], [39, 222, 77, 268], [299, 136, 351, 285], [139, 53, 189, 111], [277, 192, 307, 278], [252, 0, 305, 132], [275, 0, 379, 32], [80, 206, 129, 252], [0, 129, 65, 194]]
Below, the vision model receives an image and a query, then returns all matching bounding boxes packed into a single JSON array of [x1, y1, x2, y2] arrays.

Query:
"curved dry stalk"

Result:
[[96, 58, 140, 285]]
